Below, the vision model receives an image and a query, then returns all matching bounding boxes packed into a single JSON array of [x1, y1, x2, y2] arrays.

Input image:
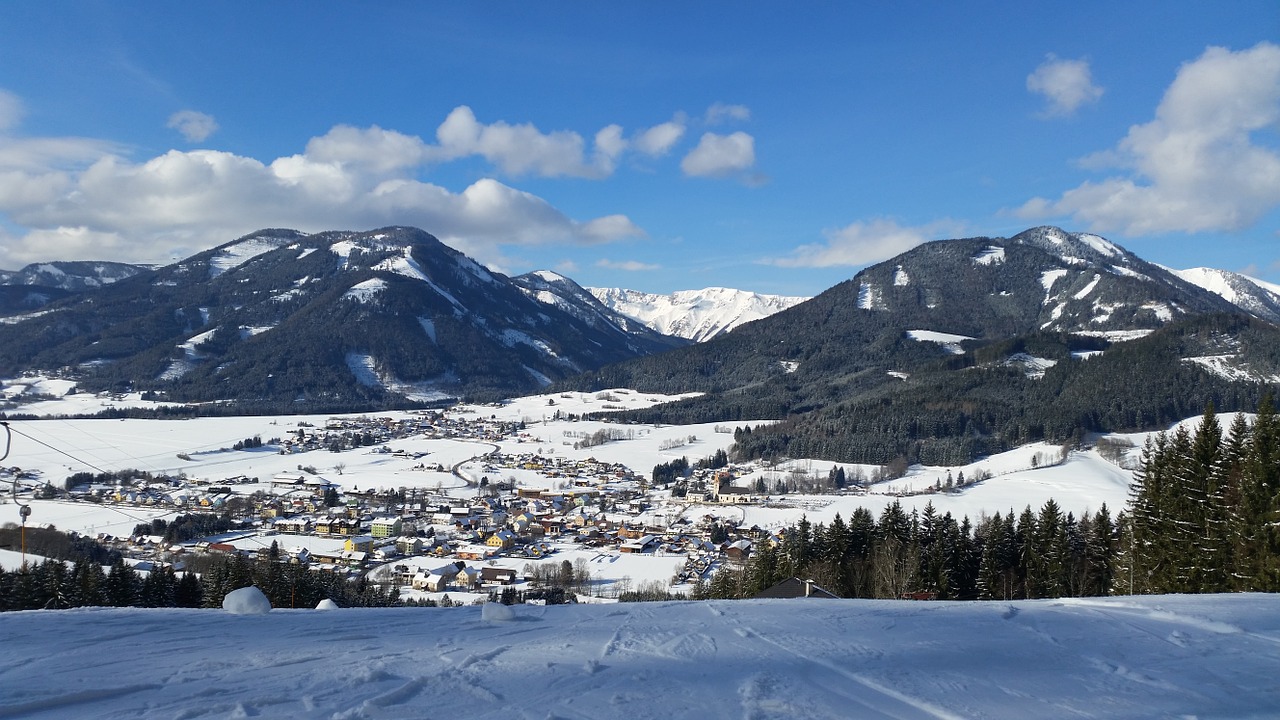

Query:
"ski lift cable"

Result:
[[4, 423, 302, 553], [6, 423, 113, 476], [51, 417, 169, 475], [2, 422, 178, 528]]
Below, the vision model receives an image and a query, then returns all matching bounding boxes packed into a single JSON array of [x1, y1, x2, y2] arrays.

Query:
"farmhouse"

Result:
[[620, 535, 658, 554]]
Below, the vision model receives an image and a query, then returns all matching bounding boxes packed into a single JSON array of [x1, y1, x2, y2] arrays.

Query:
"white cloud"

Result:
[[433, 105, 618, 178], [767, 218, 966, 268], [1017, 42, 1280, 235], [1027, 55, 1103, 117], [166, 110, 219, 143], [596, 258, 660, 271], [705, 102, 750, 125], [0, 89, 24, 132], [0, 125, 644, 268], [633, 115, 686, 156], [304, 124, 430, 174], [681, 132, 755, 177]]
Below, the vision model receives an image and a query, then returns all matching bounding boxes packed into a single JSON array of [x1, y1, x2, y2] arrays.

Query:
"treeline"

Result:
[[0, 525, 121, 566], [132, 514, 240, 544], [1126, 399, 1280, 593], [582, 314, 1279, 466], [0, 543, 399, 612], [691, 499, 1119, 601]]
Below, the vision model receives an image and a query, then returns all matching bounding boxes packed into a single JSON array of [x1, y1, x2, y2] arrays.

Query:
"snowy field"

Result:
[[2, 594, 1278, 719], [2, 382, 1146, 593]]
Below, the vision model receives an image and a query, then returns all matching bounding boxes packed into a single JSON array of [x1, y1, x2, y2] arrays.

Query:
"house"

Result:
[[344, 535, 374, 554], [724, 539, 753, 561], [369, 517, 403, 538], [486, 530, 515, 550], [412, 562, 463, 591], [396, 536, 423, 555], [620, 535, 658, 553], [455, 566, 482, 590], [271, 472, 307, 490], [273, 517, 311, 534], [754, 577, 839, 599], [456, 545, 498, 561], [480, 566, 517, 585]]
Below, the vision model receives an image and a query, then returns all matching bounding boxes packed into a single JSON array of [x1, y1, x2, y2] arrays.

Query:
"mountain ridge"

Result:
[[561, 227, 1280, 465], [588, 286, 809, 342], [0, 227, 683, 410]]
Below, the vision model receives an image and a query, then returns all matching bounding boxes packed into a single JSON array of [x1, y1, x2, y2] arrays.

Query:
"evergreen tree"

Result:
[[104, 559, 141, 607], [174, 572, 203, 607]]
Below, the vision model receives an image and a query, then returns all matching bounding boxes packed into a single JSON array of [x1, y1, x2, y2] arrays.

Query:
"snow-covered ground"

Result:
[[1, 383, 1145, 596], [1, 594, 1277, 719]]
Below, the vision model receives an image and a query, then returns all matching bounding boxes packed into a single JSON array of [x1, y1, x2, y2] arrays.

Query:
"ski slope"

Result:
[[1, 594, 1278, 719]]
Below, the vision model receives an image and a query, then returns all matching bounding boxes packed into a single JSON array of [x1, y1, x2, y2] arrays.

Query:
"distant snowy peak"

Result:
[[588, 286, 810, 342], [1170, 267, 1280, 324], [511, 270, 685, 351], [0, 260, 148, 291]]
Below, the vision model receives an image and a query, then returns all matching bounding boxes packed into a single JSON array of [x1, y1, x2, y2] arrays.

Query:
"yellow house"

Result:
[[485, 530, 515, 550], [344, 535, 374, 554]]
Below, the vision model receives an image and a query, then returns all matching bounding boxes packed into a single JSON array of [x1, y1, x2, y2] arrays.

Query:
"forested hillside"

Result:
[[561, 229, 1280, 465]]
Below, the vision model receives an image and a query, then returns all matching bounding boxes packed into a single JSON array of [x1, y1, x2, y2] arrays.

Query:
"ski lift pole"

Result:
[[19, 503, 30, 566]]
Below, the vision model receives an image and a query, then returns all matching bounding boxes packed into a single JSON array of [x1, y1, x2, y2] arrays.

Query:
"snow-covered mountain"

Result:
[[588, 286, 809, 342], [1169, 266, 1280, 324], [571, 227, 1280, 466], [512, 271, 687, 348], [0, 227, 681, 407]]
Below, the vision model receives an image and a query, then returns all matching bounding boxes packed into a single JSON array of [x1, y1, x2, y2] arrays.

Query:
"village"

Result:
[[6, 394, 810, 603], [3, 387, 1121, 605]]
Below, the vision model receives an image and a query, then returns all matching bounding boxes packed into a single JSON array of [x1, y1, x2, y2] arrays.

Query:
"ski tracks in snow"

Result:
[[713, 603, 967, 720]]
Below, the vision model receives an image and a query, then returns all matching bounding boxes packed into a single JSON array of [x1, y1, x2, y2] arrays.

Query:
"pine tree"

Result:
[[175, 572, 203, 607], [104, 558, 141, 607], [1084, 505, 1116, 596], [1244, 394, 1280, 590], [1188, 403, 1227, 591]]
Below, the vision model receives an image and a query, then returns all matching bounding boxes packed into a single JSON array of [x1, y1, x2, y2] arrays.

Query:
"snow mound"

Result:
[[481, 601, 516, 622], [223, 586, 271, 615], [316, 598, 340, 610]]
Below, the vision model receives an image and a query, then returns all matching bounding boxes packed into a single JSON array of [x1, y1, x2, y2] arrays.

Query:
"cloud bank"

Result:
[[0, 101, 759, 268], [1018, 42, 1280, 236]]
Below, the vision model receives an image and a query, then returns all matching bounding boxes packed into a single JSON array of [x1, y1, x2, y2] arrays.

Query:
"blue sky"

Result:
[[0, 3, 1276, 296]]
